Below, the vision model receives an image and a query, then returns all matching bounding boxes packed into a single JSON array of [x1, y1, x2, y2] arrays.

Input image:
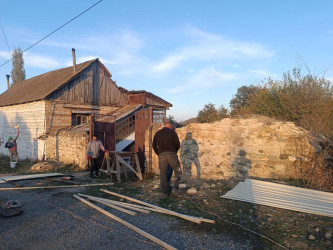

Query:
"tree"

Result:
[[229, 85, 263, 116], [11, 47, 26, 85], [197, 103, 229, 123], [167, 115, 183, 128], [243, 68, 333, 137]]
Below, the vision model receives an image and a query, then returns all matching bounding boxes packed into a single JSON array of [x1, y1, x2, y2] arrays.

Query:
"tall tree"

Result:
[[11, 47, 26, 84]]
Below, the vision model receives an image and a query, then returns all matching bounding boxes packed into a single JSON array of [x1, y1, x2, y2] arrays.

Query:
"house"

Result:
[[0, 49, 171, 168]]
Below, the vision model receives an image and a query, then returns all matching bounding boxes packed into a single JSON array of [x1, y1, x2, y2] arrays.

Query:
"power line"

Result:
[[0, 22, 12, 61], [0, 0, 103, 68]]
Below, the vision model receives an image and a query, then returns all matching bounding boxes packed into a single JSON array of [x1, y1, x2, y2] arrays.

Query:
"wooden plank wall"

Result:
[[0, 101, 46, 160], [48, 61, 127, 107], [45, 101, 72, 133], [99, 65, 127, 106]]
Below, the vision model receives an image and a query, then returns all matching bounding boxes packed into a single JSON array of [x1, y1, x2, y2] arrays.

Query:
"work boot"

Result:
[[95, 172, 99, 177]]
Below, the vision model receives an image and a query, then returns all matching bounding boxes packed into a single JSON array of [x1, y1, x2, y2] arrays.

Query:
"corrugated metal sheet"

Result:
[[0, 173, 67, 184], [222, 179, 333, 218]]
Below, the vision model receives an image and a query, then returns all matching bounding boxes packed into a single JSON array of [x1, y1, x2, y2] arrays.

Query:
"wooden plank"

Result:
[[85, 197, 137, 216], [43, 177, 78, 185], [134, 153, 142, 179], [0, 178, 23, 187], [78, 194, 142, 215], [0, 183, 114, 191], [116, 155, 142, 181], [73, 195, 177, 250], [101, 189, 202, 224], [78, 194, 151, 214], [116, 157, 121, 183]]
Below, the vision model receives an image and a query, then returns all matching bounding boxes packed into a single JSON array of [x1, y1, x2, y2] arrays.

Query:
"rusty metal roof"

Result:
[[0, 59, 97, 107]]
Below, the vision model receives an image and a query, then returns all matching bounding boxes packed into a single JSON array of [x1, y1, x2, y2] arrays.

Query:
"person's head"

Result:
[[8, 136, 12, 141], [92, 135, 97, 141], [164, 120, 175, 130], [185, 132, 192, 140]]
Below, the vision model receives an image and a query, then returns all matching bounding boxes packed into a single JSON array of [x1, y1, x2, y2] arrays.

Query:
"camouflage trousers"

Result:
[[9, 149, 18, 162], [158, 152, 182, 194]]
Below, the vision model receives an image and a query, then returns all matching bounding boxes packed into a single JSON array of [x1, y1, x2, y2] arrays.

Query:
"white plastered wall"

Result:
[[0, 101, 46, 160]]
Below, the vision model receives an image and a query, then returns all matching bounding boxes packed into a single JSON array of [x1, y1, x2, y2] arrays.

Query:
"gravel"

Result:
[[0, 174, 253, 250]]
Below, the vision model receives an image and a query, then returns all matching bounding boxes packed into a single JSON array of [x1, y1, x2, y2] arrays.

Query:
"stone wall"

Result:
[[145, 115, 313, 183], [46, 130, 88, 169]]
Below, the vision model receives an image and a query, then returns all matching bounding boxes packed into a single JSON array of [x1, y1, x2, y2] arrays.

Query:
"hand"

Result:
[[87, 155, 91, 160], [17, 130, 20, 133]]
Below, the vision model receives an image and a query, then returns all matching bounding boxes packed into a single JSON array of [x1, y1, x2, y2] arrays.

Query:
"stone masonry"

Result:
[[46, 130, 88, 169], [145, 115, 314, 183]]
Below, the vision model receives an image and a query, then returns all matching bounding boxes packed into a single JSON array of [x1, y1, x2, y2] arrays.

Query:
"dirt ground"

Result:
[[0, 166, 332, 250]]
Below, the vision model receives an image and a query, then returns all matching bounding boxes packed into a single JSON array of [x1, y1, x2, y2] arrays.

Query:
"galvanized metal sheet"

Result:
[[0, 173, 67, 184], [222, 179, 333, 218]]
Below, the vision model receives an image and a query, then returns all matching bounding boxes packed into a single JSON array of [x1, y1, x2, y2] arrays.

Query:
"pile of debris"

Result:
[[29, 162, 63, 172]]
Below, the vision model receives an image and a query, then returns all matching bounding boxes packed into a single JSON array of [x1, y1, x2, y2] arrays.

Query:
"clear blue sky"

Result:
[[1, 0, 333, 120]]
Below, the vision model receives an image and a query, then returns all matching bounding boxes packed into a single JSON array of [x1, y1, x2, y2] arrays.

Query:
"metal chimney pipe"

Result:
[[72, 48, 76, 74], [6, 75, 10, 89]]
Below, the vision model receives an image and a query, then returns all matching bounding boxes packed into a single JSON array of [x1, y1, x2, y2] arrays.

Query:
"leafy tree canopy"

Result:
[[197, 103, 229, 123]]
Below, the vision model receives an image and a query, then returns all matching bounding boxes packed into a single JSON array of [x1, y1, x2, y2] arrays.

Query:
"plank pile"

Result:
[[74, 189, 215, 249]]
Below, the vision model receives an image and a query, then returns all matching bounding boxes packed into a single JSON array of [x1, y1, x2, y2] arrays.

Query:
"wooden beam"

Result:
[[84, 196, 137, 216], [43, 177, 78, 185], [116, 155, 142, 181], [73, 195, 177, 250], [134, 153, 142, 179], [77, 194, 150, 214], [100, 189, 202, 224], [0, 178, 22, 187]]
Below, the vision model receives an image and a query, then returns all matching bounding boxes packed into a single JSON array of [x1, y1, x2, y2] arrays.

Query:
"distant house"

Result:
[[0, 50, 171, 168]]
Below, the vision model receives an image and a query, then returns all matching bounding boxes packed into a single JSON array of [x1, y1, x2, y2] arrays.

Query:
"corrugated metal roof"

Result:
[[222, 179, 333, 218]]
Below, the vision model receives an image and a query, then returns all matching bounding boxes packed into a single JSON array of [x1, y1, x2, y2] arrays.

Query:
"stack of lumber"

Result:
[[74, 189, 215, 249]]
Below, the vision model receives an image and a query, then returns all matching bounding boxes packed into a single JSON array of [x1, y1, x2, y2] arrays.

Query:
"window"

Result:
[[116, 114, 135, 142], [153, 110, 166, 123], [72, 114, 89, 126]]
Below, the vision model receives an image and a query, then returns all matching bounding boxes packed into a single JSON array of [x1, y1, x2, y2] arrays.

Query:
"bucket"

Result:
[[10, 162, 17, 169]]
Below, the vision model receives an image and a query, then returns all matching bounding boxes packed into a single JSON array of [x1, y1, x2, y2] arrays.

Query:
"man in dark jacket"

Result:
[[153, 121, 182, 196], [5, 130, 20, 162]]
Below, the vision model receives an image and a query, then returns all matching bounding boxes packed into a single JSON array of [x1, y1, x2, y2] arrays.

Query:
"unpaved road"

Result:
[[0, 174, 253, 250]]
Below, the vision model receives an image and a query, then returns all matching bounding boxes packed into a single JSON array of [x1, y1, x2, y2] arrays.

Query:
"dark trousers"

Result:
[[167, 166, 173, 184], [158, 152, 182, 194], [90, 158, 99, 177]]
